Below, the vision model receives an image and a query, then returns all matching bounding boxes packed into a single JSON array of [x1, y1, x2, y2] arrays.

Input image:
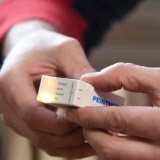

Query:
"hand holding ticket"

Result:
[[37, 75, 124, 108]]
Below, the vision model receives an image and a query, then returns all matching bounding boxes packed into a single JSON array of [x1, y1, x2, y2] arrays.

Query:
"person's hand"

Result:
[[0, 21, 95, 158], [66, 63, 160, 160]]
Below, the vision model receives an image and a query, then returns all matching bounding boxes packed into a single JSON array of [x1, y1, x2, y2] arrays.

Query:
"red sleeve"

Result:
[[0, 0, 88, 46]]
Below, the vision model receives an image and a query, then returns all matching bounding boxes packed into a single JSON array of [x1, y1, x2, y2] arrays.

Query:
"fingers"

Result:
[[0, 71, 39, 118], [0, 72, 77, 135], [43, 143, 96, 158], [83, 128, 160, 160], [81, 63, 160, 103], [2, 104, 93, 158], [0, 31, 96, 158], [52, 38, 96, 79], [25, 106, 77, 135], [32, 127, 95, 158], [66, 106, 160, 142], [33, 127, 85, 148]]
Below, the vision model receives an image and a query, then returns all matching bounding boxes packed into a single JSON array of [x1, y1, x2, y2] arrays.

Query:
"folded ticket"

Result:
[[37, 75, 124, 108]]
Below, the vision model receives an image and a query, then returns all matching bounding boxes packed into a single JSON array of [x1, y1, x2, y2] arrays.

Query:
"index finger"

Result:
[[81, 63, 160, 105], [66, 106, 160, 141]]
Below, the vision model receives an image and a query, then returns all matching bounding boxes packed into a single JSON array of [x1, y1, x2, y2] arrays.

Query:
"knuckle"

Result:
[[113, 62, 136, 72], [64, 37, 81, 47], [112, 62, 126, 69], [61, 37, 81, 50], [122, 62, 136, 69], [55, 37, 84, 62], [107, 109, 126, 133]]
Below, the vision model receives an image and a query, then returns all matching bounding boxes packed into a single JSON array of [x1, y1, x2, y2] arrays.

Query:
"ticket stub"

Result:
[[37, 75, 124, 108]]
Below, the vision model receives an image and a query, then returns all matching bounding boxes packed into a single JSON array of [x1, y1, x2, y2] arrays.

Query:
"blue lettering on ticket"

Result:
[[92, 96, 118, 106]]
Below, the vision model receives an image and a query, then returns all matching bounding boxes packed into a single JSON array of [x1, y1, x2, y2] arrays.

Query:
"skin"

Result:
[[0, 20, 96, 158], [66, 62, 160, 160]]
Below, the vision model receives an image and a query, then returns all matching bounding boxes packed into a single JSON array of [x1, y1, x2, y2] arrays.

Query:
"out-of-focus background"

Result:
[[89, 0, 160, 69], [0, 0, 160, 160]]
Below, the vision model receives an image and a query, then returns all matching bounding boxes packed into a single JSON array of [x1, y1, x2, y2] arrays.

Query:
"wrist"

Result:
[[3, 20, 58, 57]]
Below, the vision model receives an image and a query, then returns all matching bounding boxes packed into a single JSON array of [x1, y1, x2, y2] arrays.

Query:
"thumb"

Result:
[[81, 63, 160, 103]]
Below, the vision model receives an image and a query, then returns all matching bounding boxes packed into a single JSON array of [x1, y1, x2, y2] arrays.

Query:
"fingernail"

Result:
[[80, 72, 98, 80]]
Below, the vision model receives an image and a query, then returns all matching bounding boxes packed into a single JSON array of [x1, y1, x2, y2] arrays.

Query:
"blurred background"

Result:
[[0, 0, 160, 160], [89, 0, 160, 69]]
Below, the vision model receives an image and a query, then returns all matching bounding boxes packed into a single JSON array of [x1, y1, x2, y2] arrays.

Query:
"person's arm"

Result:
[[3, 20, 56, 56], [0, 0, 88, 47], [66, 63, 160, 160], [0, 0, 95, 158]]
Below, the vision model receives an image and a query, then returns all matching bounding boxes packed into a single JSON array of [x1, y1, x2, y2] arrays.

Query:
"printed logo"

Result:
[[92, 96, 118, 106]]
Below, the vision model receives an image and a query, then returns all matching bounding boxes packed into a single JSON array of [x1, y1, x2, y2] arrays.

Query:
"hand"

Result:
[[66, 63, 160, 160], [0, 21, 95, 158]]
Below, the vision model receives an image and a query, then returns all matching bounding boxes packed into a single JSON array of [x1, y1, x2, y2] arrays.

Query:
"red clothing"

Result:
[[0, 0, 88, 45]]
